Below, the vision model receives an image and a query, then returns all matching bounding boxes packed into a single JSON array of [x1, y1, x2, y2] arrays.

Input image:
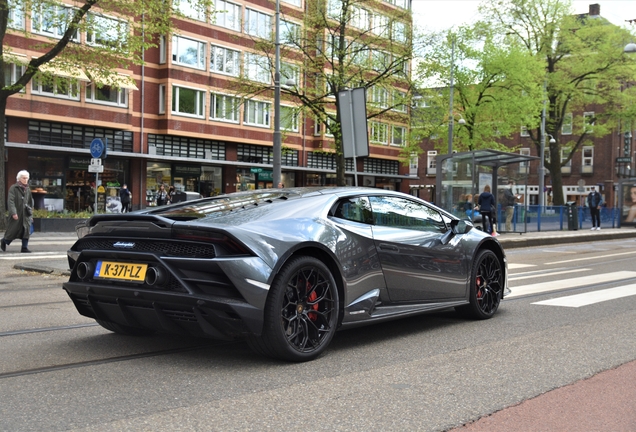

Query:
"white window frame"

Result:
[[244, 52, 270, 84], [392, 90, 407, 112], [372, 13, 389, 37], [519, 147, 531, 173], [3, 61, 26, 91], [562, 112, 573, 135], [369, 86, 388, 108], [583, 111, 595, 132], [391, 126, 406, 146], [85, 82, 128, 107], [520, 126, 530, 137], [86, 13, 127, 48], [159, 35, 167, 64], [281, 20, 300, 47], [210, 92, 240, 123], [392, 21, 407, 43], [371, 50, 389, 72], [244, 99, 271, 127], [427, 150, 437, 175], [31, 76, 80, 100], [172, 85, 206, 118], [281, 62, 300, 86], [561, 147, 571, 174], [213, 0, 241, 31], [370, 122, 389, 144], [8, 0, 25, 29], [280, 105, 299, 132], [174, 0, 206, 22], [210, 44, 240, 77], [244, 8, 271, 39], [327, 0, 343, 20], [350, 7, 369, 30], [582, 146, 594, 173], [158, 84, 166, 114], [281, 0, 301, 6], [31, 3, 79, 41], [172, 35, 207, 70]]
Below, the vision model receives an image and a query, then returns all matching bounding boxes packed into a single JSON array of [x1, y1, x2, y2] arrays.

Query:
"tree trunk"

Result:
[[547, 143, 565, 206]]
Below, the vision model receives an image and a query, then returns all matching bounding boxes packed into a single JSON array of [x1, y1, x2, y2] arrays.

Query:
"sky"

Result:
[[411, 0, 636, 32]]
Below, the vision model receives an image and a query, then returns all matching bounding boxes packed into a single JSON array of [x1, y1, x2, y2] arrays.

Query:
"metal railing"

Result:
[[492, 205, 619, 233]]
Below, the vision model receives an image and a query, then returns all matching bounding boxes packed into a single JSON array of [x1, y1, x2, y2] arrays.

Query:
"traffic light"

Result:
[[625, 132, 632, 157]]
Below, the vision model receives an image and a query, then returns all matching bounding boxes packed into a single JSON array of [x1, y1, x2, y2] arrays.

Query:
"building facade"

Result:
[[4, 0, 413, 213]]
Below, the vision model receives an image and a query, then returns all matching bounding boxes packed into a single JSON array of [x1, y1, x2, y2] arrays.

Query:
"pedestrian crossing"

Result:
[[507, 266, 636, 308]]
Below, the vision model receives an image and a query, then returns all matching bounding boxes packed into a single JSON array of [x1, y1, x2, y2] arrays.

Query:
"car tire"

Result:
[[95, 319, 155, 336], [456, 249, 503, 320], [247, 256, 339, 362]]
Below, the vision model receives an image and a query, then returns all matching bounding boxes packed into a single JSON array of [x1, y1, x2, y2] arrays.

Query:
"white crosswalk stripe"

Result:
[[532, 284, 636, 308], [507, 271, 636, 298]]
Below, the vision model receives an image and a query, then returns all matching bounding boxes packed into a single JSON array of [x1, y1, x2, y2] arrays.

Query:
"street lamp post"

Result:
[[272, 0, 282, 188]]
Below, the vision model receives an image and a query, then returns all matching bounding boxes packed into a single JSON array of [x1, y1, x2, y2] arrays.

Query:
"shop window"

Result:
[[172, 35, 206, 70], [211, 45, 240, 77], [31, 3, 79, 41], [211, 92, 240, 123], [86, 13, 128, 48], [244, 99, 270, 127], [86, 83, 128, 107], [172, 85, 206, 118], [213, 0, 241, 31], [244, 8, 271, 39]]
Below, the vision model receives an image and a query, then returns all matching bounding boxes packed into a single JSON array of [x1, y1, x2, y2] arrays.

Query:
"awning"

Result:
[[88, 72, 138, 90], [38, 62, 90, 81], [2, 52, 28, 64]]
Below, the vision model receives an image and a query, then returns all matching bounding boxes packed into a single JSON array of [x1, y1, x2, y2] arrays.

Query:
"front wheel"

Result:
[[247, 256, 339, 362], [456, 249, 503, 319]]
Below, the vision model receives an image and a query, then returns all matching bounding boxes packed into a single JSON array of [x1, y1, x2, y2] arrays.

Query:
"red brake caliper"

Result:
[[307, 284, 319, 321], [476, 276, 484, 299]]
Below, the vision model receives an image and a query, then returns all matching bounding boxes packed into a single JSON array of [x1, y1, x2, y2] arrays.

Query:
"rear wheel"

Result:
[[456, 249, 503, 319], [95, 319, 155, 336], [247, 256, 339, 362]]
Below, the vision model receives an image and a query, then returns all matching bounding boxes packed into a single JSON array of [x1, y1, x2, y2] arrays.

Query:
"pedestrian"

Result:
[[156, 184, 168, 206], [503, 180, 518, 232], [168, 185, 176, 204], [478, 185, 496, 235], [119, 183, 132, 213], [1, 170, 34, 253], [587, 186, 603, 230]]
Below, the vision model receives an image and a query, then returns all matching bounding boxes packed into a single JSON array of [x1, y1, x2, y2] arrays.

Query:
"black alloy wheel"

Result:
[[457, 249, 503, 319], [247, 256, 339, 362]]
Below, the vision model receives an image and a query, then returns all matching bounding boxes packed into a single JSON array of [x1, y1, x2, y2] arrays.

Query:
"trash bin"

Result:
[[566, 201, 578, 231]]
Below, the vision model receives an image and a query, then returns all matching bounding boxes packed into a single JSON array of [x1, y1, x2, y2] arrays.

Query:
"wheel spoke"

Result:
[[475, 255, 502, 314]]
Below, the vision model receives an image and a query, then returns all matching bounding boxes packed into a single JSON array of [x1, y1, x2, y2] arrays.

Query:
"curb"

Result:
[[13, 263, 71, 277], [498, 230, 636, 249]]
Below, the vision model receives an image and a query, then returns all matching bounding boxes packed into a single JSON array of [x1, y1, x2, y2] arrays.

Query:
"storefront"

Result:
[[27, 153, 130, 213]]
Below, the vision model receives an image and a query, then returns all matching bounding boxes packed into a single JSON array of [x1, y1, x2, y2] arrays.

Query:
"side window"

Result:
[[332, 197, 372, 224], [369, 196, 445, 233]]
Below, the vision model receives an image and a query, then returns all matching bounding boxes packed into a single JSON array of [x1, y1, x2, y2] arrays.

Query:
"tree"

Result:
[[481, 0, 636, 206], [233, 0, 414, 186], [413, 23, 544, 153], [0, 0, 213, 229]]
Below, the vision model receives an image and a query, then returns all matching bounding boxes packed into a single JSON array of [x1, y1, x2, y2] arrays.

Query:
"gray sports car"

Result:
[[63, 187, 508, 361]]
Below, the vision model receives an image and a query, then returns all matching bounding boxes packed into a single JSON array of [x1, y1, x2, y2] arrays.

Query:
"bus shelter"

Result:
[[435, 149, 539, 233]]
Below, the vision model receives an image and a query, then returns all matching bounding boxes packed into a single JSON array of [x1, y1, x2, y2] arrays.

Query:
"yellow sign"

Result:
[[97, 185, 106, 193]]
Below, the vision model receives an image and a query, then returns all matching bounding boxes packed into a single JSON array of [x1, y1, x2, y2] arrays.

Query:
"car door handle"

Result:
[[378, 243, 399, 251]]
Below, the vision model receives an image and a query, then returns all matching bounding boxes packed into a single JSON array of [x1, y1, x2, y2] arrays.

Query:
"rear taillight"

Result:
[[172, 228, 251, 256]]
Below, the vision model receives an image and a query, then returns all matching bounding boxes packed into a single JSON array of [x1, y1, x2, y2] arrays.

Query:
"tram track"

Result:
[[0, 341, 229, 380]]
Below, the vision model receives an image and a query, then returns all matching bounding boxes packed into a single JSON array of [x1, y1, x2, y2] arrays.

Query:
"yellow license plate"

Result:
[[95, 261, 148, 282]]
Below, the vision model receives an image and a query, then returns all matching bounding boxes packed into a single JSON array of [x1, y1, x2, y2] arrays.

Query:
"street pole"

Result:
[[539, 80, 546, 209], [447, 35, 456, 155], [272, 0, 282, 188]]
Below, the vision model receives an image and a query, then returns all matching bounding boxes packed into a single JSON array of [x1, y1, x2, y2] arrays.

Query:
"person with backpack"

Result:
[[587, 186, 603, 230], [119, 183, 132, 213], [478, 185, 496, 235]]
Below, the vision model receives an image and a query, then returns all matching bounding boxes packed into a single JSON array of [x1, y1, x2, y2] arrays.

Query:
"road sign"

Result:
[[90, 158, 102, 166], [250, 167, 263, 173], [88, 164, 104, 173], [90, 138, 105, 158], [616, 157, 632, 163]]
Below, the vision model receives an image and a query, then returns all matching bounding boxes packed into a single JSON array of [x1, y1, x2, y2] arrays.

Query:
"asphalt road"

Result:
[[1, 232, 635, 431]]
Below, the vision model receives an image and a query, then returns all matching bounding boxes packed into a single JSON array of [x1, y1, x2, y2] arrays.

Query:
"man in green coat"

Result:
[[2, 170, 34, 253]]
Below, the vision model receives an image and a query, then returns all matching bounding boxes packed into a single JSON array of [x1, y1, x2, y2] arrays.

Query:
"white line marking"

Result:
[[509, 268, 590, 282], [550, 251, 636, 265], [0, 254, 67, 260], [533, 285, 636, 308], [507, 271, 636, 298], [508, 263, 536, 269]]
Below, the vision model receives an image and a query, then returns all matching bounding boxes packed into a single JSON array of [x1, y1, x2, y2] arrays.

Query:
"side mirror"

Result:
[[455, 219, 473, 234]]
